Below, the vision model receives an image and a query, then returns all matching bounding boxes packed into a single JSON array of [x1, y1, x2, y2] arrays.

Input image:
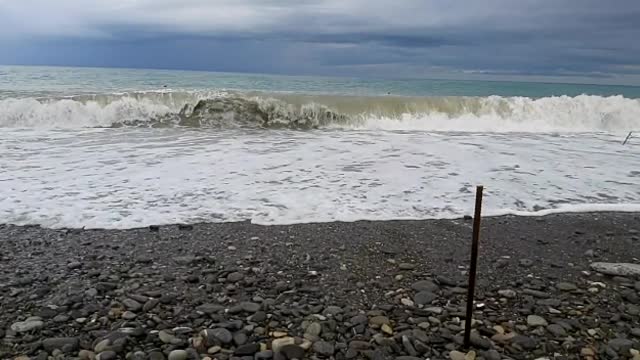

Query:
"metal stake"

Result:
[[623, 131, 633, 145], [464, 185, 484, 348]]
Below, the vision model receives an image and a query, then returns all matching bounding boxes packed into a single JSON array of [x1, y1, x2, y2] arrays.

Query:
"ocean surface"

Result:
[[1, 65, 640, 229]]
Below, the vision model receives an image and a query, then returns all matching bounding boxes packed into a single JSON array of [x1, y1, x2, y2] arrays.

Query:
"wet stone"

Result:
[[235, 343, 260, 356], [527, 315, 548, 327], [414, 291, 437, 305], [279, 344, 305, 360], [96, 351, 118, 360], [168, 350, 188, 360], [412, 280, 439, 293], [556, 282, 578, 291], [547, 324, 567, 337], [227, 272, 245, 282], [122, 298, 142, 311], [42, 337, 79, 353], [313, 341, 335, 356], [399, 263, 416, 270]]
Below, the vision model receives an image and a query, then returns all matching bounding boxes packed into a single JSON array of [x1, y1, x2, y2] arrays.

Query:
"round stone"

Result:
[[556, 282, 578, 291], [10, 319, 44, 333], [498, 289, 517, 299], [96, 351, 117, 360], [280, 344, 304, 359], [313, 341, 335, 356], [227, 272, 244, 282], [414, 291, 437, 305], [547, 324, 567, 337], [305, 322, 322, 337], [241, 302, 261, 313], [411, 280, 439, 292], [527, 315, 548, 327], [205, 328, 233, 345], [168, 350, 188, 360], [369, 316, 390, 327]]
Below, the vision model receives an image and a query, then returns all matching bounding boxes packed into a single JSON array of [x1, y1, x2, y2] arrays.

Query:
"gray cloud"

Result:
[[1, 0, 639, 83]]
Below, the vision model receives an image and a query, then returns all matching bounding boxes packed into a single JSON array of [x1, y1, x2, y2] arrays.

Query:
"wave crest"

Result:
[[1, 90, 639, 132]]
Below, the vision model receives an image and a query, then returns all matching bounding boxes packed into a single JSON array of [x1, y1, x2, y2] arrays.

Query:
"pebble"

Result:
[[205, 328, 233, 344], [495, 258, 509, 268], [498, 289, 517, 298], [369, 315, 390, 327], [399, 263, 416, 270], [484, 350, 501, 360], [42, 337, 79, 353], [323, 306, 343, 316], [414, 291, 437, 305], [305, 322, 322, 337], [470, 333, 491, 349], [159, 330, 182, 345], [511, 335, 538, 350], [411, 280, 439, 292], [608, 338, 634, 354], [167, 350, 188, 360], [227, 272, 244, 282], [519, 259, 534, 267], [121, 310, 136, 320], [10, 318, 44, 332], [78, 350, 96, 360], [556, 282, 578, 291], [591, 262, 640, 277], [94, 339, 111, 353], [279, 344, 305, 359], [240, 301, 261, 313], [401, 298, 414, 306], [255, 350, 274, 360], [546, 324, 567, 337], [313, 341, 335, 356], [96, 351, 117, 360], [149, 351, 165, 360], [235, 343, 260, 355], [122, 298, 142, 311], [527, 315, 548, 327], [67, 261, 82, 269], [272, 337, 296, 353], [234, 332, 248, 346]]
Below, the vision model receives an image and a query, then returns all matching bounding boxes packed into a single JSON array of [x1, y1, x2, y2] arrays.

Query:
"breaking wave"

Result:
[[1, 90, 639, 132]]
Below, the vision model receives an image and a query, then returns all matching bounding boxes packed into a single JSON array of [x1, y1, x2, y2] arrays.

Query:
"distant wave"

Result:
[[1, 90, 639, 132]]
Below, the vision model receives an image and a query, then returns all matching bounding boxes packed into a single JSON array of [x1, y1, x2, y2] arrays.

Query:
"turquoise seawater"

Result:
[[1, 65, 640, 99]]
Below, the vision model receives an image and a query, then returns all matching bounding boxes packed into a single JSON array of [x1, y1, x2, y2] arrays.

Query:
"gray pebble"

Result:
[[168, 350, 188, 360]]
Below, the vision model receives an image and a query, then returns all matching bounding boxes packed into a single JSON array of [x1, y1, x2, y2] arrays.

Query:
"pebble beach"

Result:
[[1, 212, 640, 360]]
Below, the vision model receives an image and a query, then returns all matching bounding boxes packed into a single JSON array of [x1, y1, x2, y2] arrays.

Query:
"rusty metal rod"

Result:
[[464, 185, 484, 348], [623, 131, 633, 145]]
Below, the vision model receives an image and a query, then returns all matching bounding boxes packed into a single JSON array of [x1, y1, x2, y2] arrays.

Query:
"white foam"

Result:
[[0, 128, 638, 229], [1, 93, 639, 132], [343, 95, 640, 132]]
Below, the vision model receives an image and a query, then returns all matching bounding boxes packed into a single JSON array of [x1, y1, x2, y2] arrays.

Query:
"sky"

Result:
[[1, 0, 639, 85]]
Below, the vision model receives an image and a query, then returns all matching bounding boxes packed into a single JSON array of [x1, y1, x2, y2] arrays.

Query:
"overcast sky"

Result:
[[1, 0, 639, 84]]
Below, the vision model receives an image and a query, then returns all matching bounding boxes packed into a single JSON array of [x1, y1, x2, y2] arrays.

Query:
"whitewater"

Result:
[[1, 66, 639, 229]]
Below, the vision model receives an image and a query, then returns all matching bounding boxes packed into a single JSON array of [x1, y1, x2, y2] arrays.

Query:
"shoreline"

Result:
[[1, 212, 639, 359], [5, 209, 640, 231]]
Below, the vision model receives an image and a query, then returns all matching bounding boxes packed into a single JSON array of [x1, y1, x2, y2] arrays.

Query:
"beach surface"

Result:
[[1, 212, 640, 359]]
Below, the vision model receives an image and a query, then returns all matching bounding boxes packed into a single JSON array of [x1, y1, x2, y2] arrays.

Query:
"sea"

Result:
[[1, 65, 639, 229]]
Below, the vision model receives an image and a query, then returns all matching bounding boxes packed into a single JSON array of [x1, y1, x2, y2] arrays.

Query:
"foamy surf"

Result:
[[1, 66, 640, 229], [1, 127, 638, 229], [1, 91, 639, 132]]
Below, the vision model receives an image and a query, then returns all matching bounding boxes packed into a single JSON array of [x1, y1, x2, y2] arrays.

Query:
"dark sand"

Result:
[[1, 213, 639, 359]]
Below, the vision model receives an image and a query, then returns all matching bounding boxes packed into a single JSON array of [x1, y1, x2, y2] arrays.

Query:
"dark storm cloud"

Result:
[[0, 0, 639, 83]]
